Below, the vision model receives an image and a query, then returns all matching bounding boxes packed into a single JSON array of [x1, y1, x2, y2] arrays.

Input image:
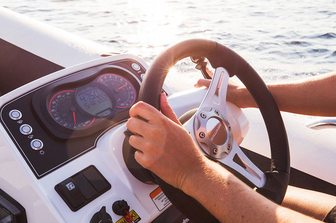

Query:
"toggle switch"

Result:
[[90, 206, 113, 223]]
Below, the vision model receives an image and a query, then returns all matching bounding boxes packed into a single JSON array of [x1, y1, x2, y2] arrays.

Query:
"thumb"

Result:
[[194, 79, 211, 88], [160, 92, 182, 125]]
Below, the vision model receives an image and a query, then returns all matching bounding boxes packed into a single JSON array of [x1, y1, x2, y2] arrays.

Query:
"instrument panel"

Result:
[[48, 73, 137, 130], [0, 58, 145, 178], [32, 65, 141, 139]]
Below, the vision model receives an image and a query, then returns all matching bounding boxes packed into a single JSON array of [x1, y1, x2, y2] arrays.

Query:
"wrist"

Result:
[[179, 156, 208, 194], [229, 86, 256, 108], [180, 158, 230, 197]]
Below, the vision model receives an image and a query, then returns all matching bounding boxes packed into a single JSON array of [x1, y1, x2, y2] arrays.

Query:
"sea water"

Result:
[[2, 0, 336, 84]]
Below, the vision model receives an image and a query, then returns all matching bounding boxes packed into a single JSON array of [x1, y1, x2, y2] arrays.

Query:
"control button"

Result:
[[90, 206, 113, 223], [19, 124, 32, 135], [55, 178, 86, 211], [9, 109, 22, 120], [131, 63, 141, 71], [112, 200, 130, 216], [30, 139, 43, 151], [73, 174, 97, 200], [82, 166, 111, 193]]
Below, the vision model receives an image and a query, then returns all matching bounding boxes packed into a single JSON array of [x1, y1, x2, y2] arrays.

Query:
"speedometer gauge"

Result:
[[96, 73, 137, 109], [48, 90, 95, 130]]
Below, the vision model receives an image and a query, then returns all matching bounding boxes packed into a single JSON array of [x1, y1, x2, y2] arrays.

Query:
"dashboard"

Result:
[[0, 54, 192, 223], [0, 58, 144, 178]]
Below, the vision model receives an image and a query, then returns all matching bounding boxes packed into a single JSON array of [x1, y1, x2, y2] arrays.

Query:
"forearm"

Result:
[[233, 71, 336, 116], [283, 186, 336, 220], [182, 159, 322, 223]]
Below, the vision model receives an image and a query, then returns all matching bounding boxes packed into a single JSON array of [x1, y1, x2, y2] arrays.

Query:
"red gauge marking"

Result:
[[116, 83, 127, 92], [72, 111, 77, 125], [48, 89, 75, 111]]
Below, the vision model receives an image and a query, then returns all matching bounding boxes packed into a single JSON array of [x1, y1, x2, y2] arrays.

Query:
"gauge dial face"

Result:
[[96, 73, 137, 109], [48, 90, 95, 130]]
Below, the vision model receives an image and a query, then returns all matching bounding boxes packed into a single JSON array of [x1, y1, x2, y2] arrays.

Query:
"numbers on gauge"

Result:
[[48, 90, 95, 130], [96, 73, 137, 109]]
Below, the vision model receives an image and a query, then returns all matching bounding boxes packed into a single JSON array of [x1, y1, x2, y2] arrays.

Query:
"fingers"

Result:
[[194, 79, 211, 88], [130, 133, 153, 169], [129, 134, 145, 151], [134, 150, 145, 166], [126, 116, 152, 136], [160, 93, 181, 125], [129, 101, 161, 123]]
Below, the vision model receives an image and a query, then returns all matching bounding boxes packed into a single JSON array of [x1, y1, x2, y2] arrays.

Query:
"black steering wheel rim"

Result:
[[124, 39, 290, 222]]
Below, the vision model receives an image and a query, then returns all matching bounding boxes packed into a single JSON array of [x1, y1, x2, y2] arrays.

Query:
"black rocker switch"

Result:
[[55, 166, 111, 211], [112, 200, 130, 216], [90, 206, 113, 223], [55, 178, 86, 211]]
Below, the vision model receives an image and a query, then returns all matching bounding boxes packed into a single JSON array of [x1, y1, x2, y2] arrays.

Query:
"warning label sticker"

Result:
[[115, 210, 141, 223], [150, 187, 171, 211]]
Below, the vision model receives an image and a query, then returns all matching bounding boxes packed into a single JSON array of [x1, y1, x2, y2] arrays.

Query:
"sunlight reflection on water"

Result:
[[3, 0, 336, 83]]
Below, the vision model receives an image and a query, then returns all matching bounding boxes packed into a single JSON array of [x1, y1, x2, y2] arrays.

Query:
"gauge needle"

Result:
[[72, 111, 77, 125], [116, 83, 127, 92]]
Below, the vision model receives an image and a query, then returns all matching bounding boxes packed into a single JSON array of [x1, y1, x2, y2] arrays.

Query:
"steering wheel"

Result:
[[123, 39, 290, 222]]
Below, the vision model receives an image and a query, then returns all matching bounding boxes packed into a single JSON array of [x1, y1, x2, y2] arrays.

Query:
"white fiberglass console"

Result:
[[0, 56, 197, 223]]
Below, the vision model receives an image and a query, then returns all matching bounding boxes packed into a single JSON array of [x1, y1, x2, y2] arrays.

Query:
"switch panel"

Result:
[[55, 166, 111, 211]]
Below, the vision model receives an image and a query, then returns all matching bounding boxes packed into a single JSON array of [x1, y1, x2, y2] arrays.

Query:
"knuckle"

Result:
[[130, 102, 143, 115], [135, 101, 147, 110]]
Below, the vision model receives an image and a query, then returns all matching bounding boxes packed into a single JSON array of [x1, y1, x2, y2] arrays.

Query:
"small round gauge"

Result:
[[75, 85, 114, 118], [48, 90, 95, 130], [96, 73, 137, 109]]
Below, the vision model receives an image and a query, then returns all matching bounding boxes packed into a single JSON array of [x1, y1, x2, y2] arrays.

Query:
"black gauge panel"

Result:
[[32, 66, 141, 139], [0, 59, 145, 178]]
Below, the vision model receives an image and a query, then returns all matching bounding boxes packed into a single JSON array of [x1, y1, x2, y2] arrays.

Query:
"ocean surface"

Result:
[[2, 0, 336, 83]]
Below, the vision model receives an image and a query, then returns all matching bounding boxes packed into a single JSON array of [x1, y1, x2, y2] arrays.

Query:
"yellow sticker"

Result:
[[116, 210, 141, 223]]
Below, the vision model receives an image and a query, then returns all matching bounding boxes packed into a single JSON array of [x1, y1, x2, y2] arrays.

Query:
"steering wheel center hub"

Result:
[[194, 108, 233, 159]]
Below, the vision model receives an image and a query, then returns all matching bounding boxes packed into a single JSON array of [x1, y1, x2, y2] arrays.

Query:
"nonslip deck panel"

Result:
[[0, 38, 63, 95]]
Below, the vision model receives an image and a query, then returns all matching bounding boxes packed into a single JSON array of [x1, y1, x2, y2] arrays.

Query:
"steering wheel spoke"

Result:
[[218, 141, 266, 188], [199, 67, 230, 117]]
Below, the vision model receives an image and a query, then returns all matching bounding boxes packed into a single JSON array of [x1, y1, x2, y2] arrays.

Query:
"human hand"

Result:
[[126, 94, 206, 190], [159, 93, 181, 125], [195, 78, 254, 108]]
